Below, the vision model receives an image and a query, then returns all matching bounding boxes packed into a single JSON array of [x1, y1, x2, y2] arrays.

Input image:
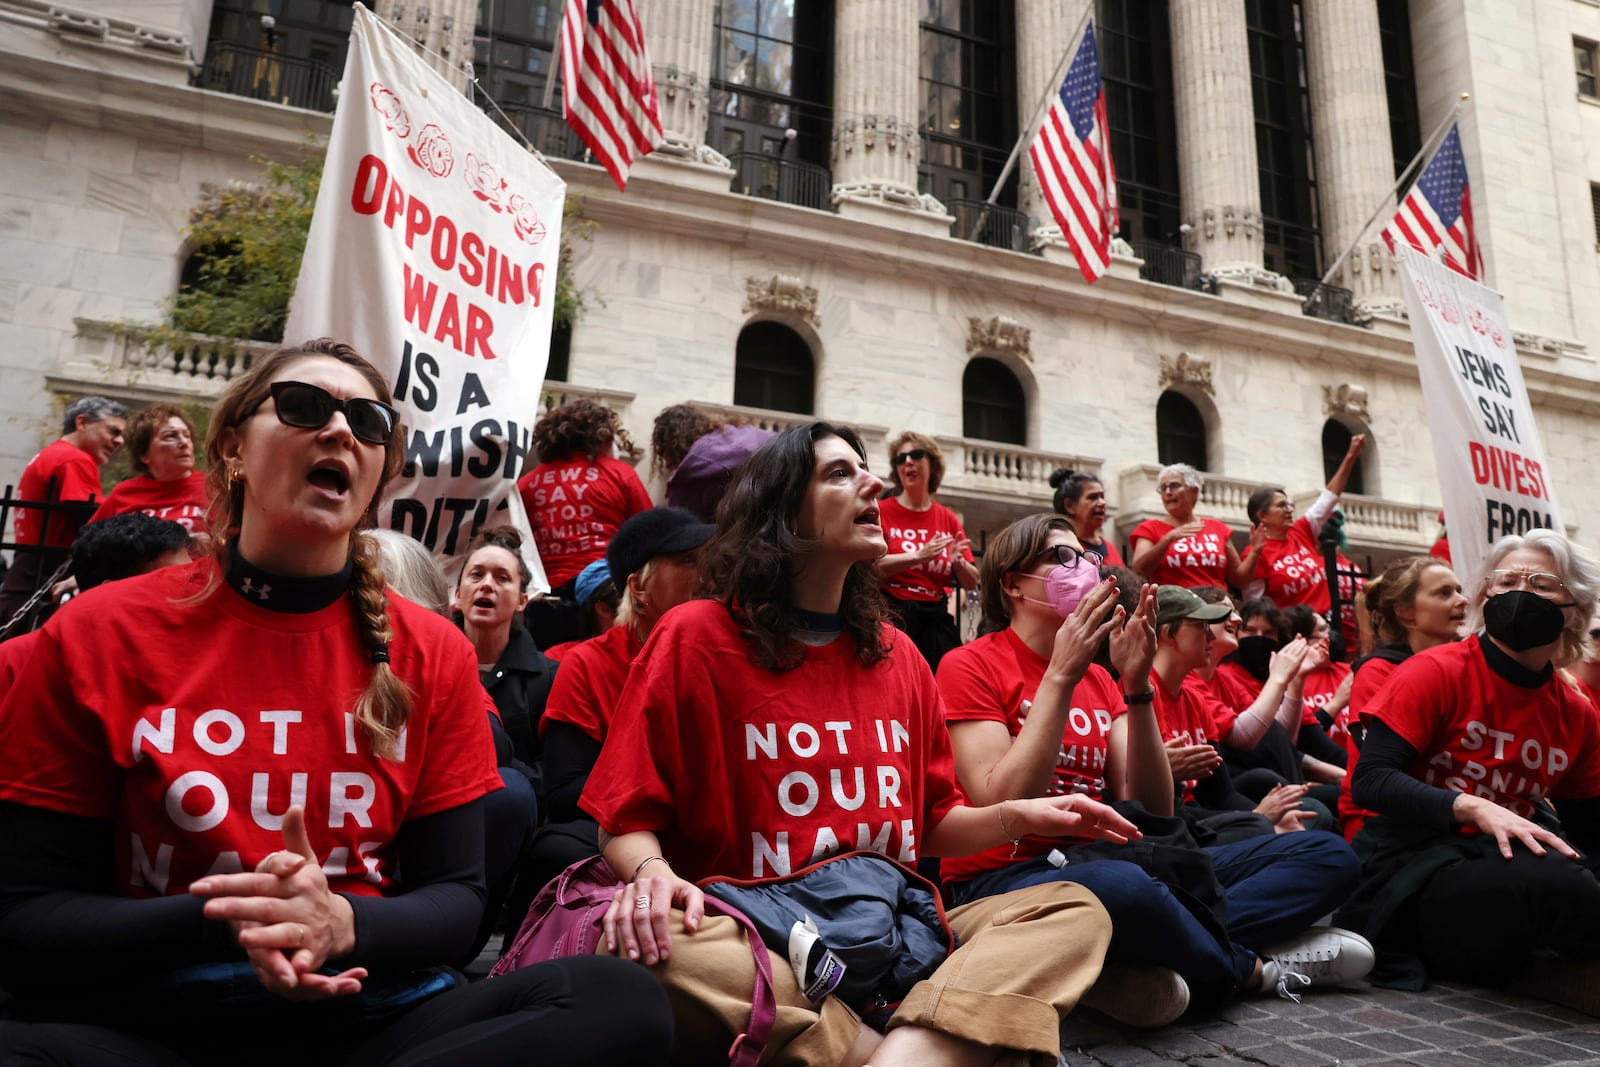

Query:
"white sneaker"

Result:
[[1259, 927, 1375, 1000], [1079, 965, 1190, 1027]]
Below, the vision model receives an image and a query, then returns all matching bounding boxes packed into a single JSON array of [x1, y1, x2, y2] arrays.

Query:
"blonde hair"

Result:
[[614, 556, 658, 628], [202, 338, 411, 757], [1363, 555, 1448, 647]]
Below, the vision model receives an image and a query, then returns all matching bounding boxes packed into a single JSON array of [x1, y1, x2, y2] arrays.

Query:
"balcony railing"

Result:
[[946, 199, 1033, 254], [197, 42, 337, 112], [70, 319, 275, 399], [936, 437, 1100, 505], [1131, 240, 1206, 291], [728, 153, 833, 212], [1293, 277, 1359, 325], [1293, 491, 1440, 551], [493, 103, 591, 163]]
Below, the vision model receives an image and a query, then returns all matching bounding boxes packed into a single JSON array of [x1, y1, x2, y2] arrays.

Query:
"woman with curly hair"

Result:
[[875, 431, 978, 671], [1049, 468, 1123, 566], [0, 339, 671, 1065], [583, 421, 1142, 1067], [89, 403, 210, 534], [517, 398, 651, 595]]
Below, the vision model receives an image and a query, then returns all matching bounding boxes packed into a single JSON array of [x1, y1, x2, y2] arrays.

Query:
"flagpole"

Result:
[[1316, 92, 1469, 289], [540, 8, 565, 111], [967, 1, 1094, 241]]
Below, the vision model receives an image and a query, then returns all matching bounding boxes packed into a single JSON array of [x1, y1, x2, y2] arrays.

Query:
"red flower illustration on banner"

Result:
[[1488, 321, 1506, 349], [507, 194, 548, 245], [1465, 303, 1490, 337], [1438, 293, 1461, 325], [465, 154, 507, 212], [1413, 279, 1437, 311], [408, 124, 455, 178], [370, 83, 410, 138]]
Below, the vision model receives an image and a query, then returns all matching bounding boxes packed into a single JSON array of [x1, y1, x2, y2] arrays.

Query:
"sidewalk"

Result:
[[1060, 981, 1600, 1066]]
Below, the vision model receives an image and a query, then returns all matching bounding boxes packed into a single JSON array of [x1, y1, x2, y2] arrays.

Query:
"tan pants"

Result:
[[608, 881, 1111, 1067]]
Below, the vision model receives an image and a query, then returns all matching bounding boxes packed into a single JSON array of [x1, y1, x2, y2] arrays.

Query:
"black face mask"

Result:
[[1482, 590, 1570, 652], [1233, 635, 1281, 681]]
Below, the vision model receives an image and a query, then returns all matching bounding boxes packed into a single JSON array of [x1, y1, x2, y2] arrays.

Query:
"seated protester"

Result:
[[0, 339, 672, 1066], [584, 423, 1144, 1067], [873, 432, 979, 672], [1335, 556, 1466, 843], [542, 559, 618, 662], [1129, 463, 1264, 591], [453, 526, 558, 796], [88, 403, 210, 536], [0, 514, 193, 688], [1154, 588, 1330, 826], [366, 528, 451, 614], [938, 515, 1373, 1018], [1344, 531, 1600, 1002], [1240, 434, 1366, 613], [1279, 604, 1353, 773], [528, 507, 714, 893], [1050, 468, 1125, 566]]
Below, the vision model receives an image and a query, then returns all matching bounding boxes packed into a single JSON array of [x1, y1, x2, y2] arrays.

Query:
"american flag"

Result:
[[1382, 123, 1482, 280], [559, 0, 663, 190], [1030, 19, 1119, 284]]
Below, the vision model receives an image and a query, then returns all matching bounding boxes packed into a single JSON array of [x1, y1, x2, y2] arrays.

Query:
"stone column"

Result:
[[375, 0, 475, 92], [1013, 0, 1076, 226], [830, 0, 946, 230], [1169, 0, 1276, 283], [637, 0, 728, 169], [1303, 0, 1401, 314]]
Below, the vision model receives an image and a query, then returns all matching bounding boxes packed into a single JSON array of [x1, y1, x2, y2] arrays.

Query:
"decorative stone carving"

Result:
[[1322, 383, 1370, 419], [1159, 351, 1214, 396], [743, 275, 819, 327], [966, 316, 1032, 361]]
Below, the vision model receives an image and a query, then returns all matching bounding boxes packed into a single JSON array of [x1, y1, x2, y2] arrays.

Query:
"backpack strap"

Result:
[[703, 895, 775, 1067]]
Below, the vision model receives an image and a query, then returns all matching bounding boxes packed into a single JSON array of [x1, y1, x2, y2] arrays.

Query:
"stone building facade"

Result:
[[4, 0, 1600, 580]]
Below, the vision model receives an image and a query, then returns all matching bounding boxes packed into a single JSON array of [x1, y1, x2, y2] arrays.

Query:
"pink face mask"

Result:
[[1017, 562, 1101, 618]]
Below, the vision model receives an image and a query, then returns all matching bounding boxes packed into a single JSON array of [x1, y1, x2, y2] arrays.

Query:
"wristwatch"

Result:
[[1122, 689, 1157, 705]]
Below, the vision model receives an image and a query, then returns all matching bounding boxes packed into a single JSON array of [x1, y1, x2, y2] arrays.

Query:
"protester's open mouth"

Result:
[[308, 460, 351, 497], [855, 506, 880, 528], [474, 596, 495, 610]]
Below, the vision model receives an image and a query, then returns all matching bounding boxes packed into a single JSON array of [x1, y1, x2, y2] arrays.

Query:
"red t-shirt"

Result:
[[877, 495, 973, 603], [1300, 660, 1351, 729], [517, 454, 653, 588], [1152, 670, 1232, 801], [538, 622, 643, 742], [15, 438, 102, 547], [1361, 638, 1600, 821], [581, 600, 964, 882], [936, 629, 1126, 880], [1129, 517, 1234, 590], [1336, 654, 1401, 841], [89, 472, 210, 532], [1429, 538, 1451, 565], [0, 561, 500, 898], [1213, 661, 1263, 708], [1255, 518, 1331, 612], [1575, 675, 1600, 711]]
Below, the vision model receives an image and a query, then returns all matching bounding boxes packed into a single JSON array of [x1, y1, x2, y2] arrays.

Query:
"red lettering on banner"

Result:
[[1468, 442, 1548, 500], [402, 264, 500, 360]]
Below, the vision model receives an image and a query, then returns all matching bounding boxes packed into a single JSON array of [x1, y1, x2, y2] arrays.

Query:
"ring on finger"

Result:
[[634, 894, 651, 910]]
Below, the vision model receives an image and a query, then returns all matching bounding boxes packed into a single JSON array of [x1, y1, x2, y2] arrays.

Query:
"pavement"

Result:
[[1060, 980, 1600, 1066]]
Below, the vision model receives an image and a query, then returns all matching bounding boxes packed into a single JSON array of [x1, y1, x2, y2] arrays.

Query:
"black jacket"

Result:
[[479, 626, 559, 799]]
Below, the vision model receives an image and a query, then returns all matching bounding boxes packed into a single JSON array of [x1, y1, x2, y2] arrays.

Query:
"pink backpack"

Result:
[[490, 855, 775, 1067]]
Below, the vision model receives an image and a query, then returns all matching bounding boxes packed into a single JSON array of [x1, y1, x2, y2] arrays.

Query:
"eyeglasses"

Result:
[[261, 381, 399, 445], [1037, 543, 1103, 570], [1158, 482, 1189, 494], [892, 449, 929, 467], [1486, 569, 1567, 599]]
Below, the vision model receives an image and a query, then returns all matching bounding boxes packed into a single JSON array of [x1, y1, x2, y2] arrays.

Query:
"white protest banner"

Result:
[[287, 4, 563, 583], [1396, 243, 1560, 587]]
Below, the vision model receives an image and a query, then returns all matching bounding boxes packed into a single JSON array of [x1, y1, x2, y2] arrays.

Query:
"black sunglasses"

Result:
[[893, 449, 930, 466], [263, 381, 399, 445], [1038, 543, 1103, 570]]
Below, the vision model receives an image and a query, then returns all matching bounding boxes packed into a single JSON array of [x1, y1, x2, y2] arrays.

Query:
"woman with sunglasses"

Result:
[[1342, 530, 1600, 994], [0, 339, 671, 1065], [584, 423, 1147, 1067], [1049, 468, 1124, 566], [1130, 463, 1264, 592], [875, 432, 978, 671]]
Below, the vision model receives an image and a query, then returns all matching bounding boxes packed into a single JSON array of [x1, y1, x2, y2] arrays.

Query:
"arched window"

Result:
[[1155, 390, 1207, 469], [962, 358, 1026, 444], [1322, 419, 1365, 496], [734, 322, 815, 414]]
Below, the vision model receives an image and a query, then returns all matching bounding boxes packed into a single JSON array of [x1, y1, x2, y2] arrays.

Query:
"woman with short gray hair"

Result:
[[1130, 463, 1264, 592]]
